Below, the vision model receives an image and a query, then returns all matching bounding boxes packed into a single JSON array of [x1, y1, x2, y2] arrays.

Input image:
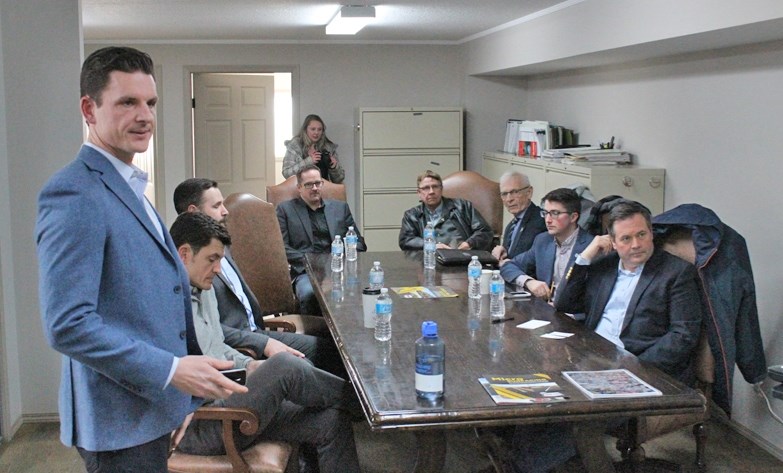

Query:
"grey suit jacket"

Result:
[[555, 248, 702, 379], [36, 145, 200, 451], [276, 197, 366, 275], [213, 252, 272, 355]]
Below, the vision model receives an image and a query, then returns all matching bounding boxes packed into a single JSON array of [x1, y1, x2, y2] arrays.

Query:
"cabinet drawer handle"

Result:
[[622, 176, 634, 188], [430, 161, 441, 166], [649, 176, 662, 189]]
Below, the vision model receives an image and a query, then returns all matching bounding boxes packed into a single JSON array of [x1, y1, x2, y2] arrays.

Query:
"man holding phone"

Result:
[[170, 212, 360, 472]]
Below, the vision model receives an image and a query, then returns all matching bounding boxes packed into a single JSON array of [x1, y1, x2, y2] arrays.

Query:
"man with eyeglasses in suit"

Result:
[[277, 164, 366, 315], [491, 171, 547, 261], [498, 187, 593, 303]]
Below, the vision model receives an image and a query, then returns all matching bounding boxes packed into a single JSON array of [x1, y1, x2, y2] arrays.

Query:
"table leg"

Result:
[[413, 430, 447, 473], [573, 420, 616, 473]]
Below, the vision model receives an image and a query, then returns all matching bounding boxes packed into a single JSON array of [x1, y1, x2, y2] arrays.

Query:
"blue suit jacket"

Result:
[[501, 202, 547, 259], [36, 145, 201, 451], [499, 229, 593, 300]]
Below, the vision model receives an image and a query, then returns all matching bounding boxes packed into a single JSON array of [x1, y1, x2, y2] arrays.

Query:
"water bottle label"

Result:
[[369, 273, 383, 285], [376, 302, 392, 314], [424, 229, 434, 239], [346, 235, 358, 245], [415, 372, 443, 392], [490, 281, 504, 294], [333, 246, 343, 255], [468, 267, 481, 278]]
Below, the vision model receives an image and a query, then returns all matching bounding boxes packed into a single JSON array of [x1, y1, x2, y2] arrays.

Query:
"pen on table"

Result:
[[491, 317, 515, 324]]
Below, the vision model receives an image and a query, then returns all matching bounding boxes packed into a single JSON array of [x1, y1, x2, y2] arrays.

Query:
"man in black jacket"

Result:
[[398, 169, 493, 250]]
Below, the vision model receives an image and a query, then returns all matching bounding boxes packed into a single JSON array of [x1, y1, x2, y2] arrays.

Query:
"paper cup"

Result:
[[480, 269, 493, 295], [362, 287, 381, 328]]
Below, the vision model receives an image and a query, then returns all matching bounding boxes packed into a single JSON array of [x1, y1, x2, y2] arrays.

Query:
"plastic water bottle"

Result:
[[489, 270, 505, 318], [331, 235, 343, 272], [374, 288, 392, 341], [468, 256, 482, 299], [345, 226, 358, 262], [423, 234, 436, 270], [369, 261, 384, 290], [423, 221, 435, 240], [415, 321, 445, 401]]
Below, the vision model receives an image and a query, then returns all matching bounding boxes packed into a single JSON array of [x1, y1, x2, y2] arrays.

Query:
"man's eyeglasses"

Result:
[[540, 209, 572, 218], [418, 184, 442, 192], [302, 180, 324, 190], [499, 186, 531, 199]]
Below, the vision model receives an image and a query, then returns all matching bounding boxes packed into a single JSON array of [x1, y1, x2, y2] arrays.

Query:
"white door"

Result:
[[193, 73, 275, 197]]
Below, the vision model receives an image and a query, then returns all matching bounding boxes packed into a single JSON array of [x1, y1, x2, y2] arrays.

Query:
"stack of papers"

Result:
[[561, 148, 631, 164]]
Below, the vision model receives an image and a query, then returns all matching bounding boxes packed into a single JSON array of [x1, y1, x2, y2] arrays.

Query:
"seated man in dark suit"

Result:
[[174, 178, 343, 375], [169, 212, 360, 473], [276, 164, 366, 315], [398, 169, 494, 251], [502, 200, 703, 473], [491, 171, 547, 261], [498, 188, 592, 302]]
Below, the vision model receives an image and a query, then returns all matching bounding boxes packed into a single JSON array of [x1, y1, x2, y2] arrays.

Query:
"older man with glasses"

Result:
[[498, 187, 593, 303], [399, 169, 494, 251], [491, 171, 547, 261], [277, 164, 366, 314]]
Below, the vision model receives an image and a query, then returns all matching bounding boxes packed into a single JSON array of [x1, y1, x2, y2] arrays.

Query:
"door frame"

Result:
[[184, 65, 300, 183]]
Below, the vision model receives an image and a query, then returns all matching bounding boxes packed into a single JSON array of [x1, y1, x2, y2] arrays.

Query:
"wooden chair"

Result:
[[223, 192, 329, 337], [614, 228, 713, 472], [168, 407, 293, 473], [441, 170, 503, 241], [265, 175, 346, 207]]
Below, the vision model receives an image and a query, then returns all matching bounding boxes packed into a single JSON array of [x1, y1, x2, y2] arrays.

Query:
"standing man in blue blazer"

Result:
[[36, 47, 245, 473], [499, 187, 593, 303], [277, 164, 366, 315]]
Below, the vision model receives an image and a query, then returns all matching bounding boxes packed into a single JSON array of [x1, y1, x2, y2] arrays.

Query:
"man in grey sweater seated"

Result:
[[169, 212, 360, 472]]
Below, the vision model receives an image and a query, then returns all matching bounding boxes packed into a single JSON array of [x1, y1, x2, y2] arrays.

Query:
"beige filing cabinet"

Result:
[[357, 108, 463, 251], [482, 151, 664, 228]]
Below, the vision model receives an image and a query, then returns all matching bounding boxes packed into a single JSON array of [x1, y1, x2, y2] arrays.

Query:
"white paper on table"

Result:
[[540, 331, 574, 339], [517, 319, 550, 330]]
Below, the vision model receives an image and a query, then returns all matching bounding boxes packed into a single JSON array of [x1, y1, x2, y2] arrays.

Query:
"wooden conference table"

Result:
[[305, 252, 704, 473]]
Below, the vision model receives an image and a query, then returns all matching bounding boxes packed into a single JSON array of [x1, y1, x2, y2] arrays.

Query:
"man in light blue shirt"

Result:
[[499, 200, 702, 473]]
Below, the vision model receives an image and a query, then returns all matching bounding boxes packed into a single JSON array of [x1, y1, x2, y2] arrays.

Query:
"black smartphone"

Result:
[[220, 368, 247, 386], [507, 290, 531, 299]]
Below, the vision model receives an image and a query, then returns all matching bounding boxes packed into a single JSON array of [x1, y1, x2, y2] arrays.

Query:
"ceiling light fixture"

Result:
[[325, 5, 376, 35]]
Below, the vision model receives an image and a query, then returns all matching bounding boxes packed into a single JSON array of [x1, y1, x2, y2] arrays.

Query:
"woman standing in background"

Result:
[[283, 114, 345, 183]]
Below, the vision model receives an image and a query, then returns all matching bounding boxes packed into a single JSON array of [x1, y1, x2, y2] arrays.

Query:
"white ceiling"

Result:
[[82, 0, 567, 43]]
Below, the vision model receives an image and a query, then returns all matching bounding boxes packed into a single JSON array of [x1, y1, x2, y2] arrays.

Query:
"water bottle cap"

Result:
[[373, 261, 380, 266], [421, 320, 438, 337], [471, 255, 478, 260], [380, 287, 388, 294], [348, 226, 354, 230], [492, 270, 500, 275], [335, 235, 341, 240]]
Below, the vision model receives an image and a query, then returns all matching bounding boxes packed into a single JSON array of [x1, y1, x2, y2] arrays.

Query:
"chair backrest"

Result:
[[266, 175, 346, 207], [224, 192, 298, 315], [441, 170, 503, 238], [661, 227, 714, 385]]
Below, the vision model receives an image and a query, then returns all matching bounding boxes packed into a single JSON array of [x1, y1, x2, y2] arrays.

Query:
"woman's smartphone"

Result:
[[220, 368, 247, 385]]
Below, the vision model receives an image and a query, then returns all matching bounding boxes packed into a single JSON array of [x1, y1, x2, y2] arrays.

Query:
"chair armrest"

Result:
[[192, 407, 260, 473], [236, 347, 259, 359], [264, 318, 298, 333]]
